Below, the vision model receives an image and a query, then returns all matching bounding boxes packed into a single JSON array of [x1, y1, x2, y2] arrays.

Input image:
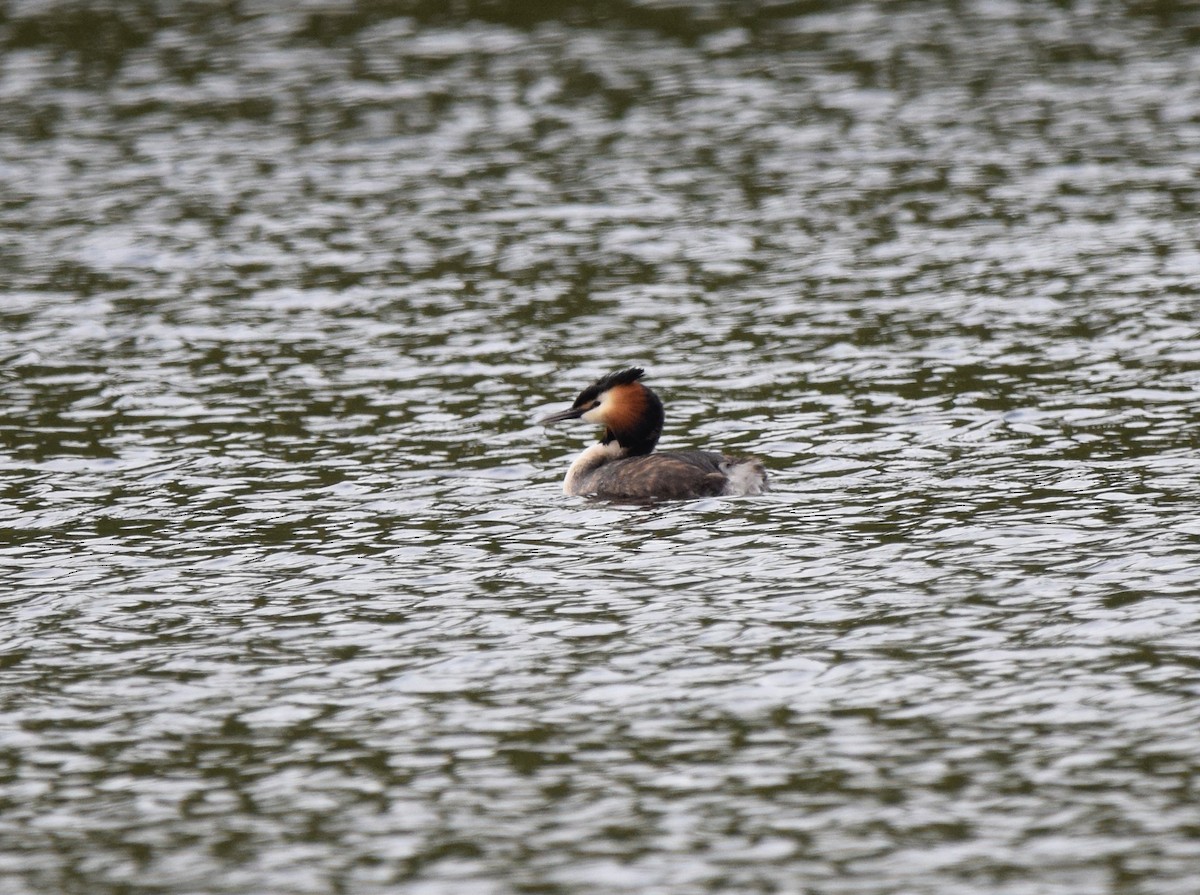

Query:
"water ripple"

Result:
[[3, 3, 1200, 894]]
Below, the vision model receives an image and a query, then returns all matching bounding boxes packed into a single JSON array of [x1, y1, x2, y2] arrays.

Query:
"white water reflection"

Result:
[[3, 3, 1200, 894]]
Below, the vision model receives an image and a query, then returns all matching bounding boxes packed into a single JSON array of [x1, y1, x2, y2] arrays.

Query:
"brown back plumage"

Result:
[[581, 451, 732, 501]]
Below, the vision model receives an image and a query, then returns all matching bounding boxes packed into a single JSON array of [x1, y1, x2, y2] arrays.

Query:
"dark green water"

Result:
[[2, 2, 1200, 893]]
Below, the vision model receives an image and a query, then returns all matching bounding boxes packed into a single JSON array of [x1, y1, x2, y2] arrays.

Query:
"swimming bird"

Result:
[[539, 367, 768, 501]]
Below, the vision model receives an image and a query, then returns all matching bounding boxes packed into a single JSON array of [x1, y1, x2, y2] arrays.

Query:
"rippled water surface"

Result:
[[3, 2, 1200, 893]]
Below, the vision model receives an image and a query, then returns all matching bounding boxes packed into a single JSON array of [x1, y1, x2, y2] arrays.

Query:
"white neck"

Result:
[[563, 441, 627, 496]]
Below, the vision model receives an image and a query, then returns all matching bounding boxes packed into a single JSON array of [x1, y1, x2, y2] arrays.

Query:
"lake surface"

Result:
[[2, 2, 1200, 893]]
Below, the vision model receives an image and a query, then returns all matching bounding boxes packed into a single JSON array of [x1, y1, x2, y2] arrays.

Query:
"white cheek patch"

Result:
[[580, 394, 609, 424]]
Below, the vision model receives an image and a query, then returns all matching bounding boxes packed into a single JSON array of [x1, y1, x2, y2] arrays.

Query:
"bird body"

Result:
[[540, 368, 768, 501]]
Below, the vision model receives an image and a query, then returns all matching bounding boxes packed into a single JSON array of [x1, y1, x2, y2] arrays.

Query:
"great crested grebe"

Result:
[[539, 368, 768, 501]]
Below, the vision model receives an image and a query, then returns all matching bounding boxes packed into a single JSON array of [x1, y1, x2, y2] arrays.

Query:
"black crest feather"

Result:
[[574, 367, 645, 407]]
